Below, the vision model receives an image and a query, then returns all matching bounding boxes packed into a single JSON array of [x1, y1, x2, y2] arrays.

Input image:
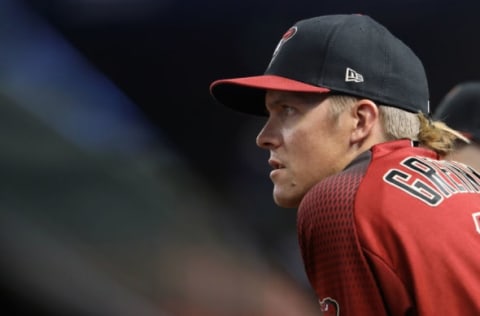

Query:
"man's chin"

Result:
[[273, 191, 301, 209]]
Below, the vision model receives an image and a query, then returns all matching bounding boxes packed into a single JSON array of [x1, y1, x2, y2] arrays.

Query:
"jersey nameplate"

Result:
[[383, 157, 480, 206]]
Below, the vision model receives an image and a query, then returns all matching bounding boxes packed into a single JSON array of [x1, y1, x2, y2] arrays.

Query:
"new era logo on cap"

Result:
[[345, 67, 364, 83]]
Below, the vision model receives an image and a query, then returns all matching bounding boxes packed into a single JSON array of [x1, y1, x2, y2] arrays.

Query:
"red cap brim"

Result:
[[210, 75, 330, 116]]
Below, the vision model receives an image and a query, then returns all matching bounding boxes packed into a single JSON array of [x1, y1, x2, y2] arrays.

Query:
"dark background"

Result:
[[20, 0, 480, 186], [2, 1, 480, 314]]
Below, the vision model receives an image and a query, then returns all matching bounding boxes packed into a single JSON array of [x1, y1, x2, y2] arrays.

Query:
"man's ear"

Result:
[[350, 99, 380, 144]]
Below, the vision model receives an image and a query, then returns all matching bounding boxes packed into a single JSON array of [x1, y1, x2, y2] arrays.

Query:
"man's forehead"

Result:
[[265, 90, 328, 105]]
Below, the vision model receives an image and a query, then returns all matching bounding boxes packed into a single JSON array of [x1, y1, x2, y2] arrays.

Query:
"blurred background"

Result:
[[1, 0, 479, 315]]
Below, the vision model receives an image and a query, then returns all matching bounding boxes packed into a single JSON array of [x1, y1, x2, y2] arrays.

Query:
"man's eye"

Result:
[[282, 105, 295, 115]]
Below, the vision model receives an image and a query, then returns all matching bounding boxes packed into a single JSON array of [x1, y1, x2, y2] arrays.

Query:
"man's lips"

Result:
[[268, 158, 285, 179], [268, 158, 285, 170]]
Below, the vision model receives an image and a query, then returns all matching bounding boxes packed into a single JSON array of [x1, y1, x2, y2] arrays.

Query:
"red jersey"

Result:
[[297, 139, 480, 315]]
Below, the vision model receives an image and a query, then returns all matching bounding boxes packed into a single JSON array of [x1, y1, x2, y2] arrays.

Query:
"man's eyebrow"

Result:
[[265, 95, 286, 110]]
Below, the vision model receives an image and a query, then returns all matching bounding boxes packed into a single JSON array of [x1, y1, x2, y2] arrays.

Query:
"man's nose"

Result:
[[256, 121, 280, 149]]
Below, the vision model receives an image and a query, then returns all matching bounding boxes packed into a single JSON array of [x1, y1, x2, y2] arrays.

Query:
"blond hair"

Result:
[[328, 95, 469, 157]]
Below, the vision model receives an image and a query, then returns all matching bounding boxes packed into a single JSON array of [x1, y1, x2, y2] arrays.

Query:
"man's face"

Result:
[[256, 90, 355, 208]]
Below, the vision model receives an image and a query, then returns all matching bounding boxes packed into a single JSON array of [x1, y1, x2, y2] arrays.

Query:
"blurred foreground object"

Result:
[[0, 1, 320, 315]]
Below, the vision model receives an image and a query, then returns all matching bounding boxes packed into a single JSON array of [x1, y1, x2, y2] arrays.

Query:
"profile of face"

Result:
[[256, 90, 358, 208]]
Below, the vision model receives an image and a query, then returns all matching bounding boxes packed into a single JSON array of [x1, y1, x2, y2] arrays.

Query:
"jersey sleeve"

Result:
[[297, 155, 389, 315]]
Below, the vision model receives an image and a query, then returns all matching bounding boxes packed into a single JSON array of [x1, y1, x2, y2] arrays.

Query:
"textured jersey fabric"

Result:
[[297, 139, 480, 315]]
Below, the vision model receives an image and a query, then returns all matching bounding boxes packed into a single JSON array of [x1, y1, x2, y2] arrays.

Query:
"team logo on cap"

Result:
[[267, 26, 297, 68]]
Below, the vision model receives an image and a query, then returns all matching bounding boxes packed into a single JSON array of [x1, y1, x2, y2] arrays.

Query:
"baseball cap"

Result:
[[433, 81, 480, 143], [210, 14, 430, 116]]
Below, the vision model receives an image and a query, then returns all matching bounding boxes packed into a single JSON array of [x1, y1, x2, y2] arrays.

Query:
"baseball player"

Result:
[[433, 81, 480, 171], [209, 14, 480, 315]]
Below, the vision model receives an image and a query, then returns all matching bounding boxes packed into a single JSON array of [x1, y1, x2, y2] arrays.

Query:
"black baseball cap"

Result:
[[433, 81, 480, 143], [210, 14, 430, 116]]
